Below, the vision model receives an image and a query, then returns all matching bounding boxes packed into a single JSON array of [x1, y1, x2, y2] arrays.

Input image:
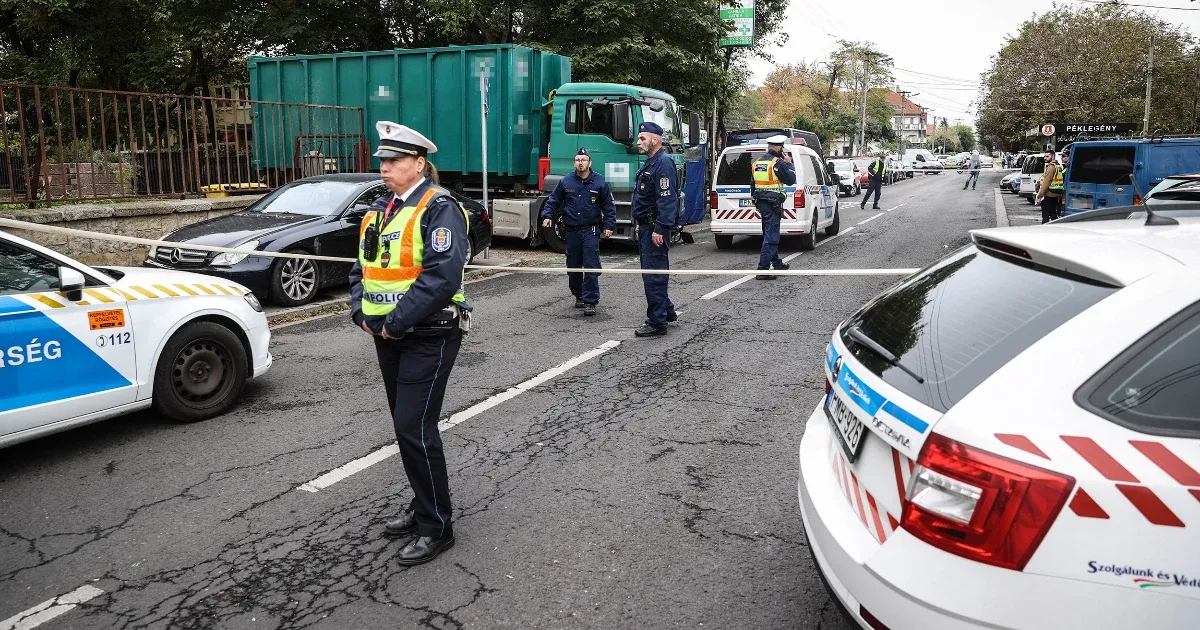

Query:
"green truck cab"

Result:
[[520, 82, 698, 250], [247, 44, 698, 251]]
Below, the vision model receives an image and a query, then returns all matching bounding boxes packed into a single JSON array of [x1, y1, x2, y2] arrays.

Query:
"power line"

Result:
[[1069, 0, 1200, 10], [893, 67, 981, 85]]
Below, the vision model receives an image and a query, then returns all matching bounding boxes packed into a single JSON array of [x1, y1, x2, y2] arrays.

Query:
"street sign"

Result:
[[1041, 124, 1055, 136], [719, 0, 755, 48]]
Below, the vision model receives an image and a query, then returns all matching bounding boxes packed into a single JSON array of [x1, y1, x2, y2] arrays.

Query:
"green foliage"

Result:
[[976, 3, 1198, 150]]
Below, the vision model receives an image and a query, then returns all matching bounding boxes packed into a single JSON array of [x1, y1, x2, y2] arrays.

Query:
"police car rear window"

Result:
[[1081, 304, 1200, 438], [717, 150, 768, 185], [840, 246, 1116, 412]]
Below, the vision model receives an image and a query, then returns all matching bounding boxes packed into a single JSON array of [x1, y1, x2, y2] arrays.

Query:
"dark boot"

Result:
[[634, 324, 667, 337], [384, 511, 418, 537], [397, 535, 455, 566]]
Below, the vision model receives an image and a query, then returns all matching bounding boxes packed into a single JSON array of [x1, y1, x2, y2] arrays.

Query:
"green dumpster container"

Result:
[[248, 44, 571, 187]]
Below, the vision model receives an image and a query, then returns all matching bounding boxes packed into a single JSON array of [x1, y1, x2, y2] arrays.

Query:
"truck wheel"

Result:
[[825, 205, 841, 237], [541, 220, 567, 254], [153, 321, 248, 423], [715, 235, 734, 250], [799, 210, 818, 251]]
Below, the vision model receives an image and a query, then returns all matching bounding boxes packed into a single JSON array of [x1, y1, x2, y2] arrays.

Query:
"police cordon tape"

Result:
[[0, 218, 919, 277]]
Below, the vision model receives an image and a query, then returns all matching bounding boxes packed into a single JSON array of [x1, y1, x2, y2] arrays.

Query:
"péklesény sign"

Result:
[[720, 0, 755, 48]]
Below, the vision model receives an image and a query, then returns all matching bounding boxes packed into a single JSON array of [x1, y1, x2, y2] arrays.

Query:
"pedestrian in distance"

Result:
[[631, 121, 679, 338], [749, 135, 797, 280], [348, 121, 473, 566], [861, 152, 886, 210], [1034, 149, 1063, 224], [963, 150, 982, 190], [540, 148, 616, 316]]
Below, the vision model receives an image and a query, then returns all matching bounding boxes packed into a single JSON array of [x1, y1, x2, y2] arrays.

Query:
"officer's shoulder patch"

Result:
[[659, 177, 669, 190], [431, 227, 453, 252]]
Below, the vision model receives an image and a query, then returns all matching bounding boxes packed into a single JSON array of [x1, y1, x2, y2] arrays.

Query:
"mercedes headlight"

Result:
[[210, 240, 260, 267]]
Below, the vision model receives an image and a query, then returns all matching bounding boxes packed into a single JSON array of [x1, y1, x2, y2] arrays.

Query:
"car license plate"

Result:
[[1073, 197, 1093, 210], [739, 198, 753, 207], [825, 393, 867, 462]]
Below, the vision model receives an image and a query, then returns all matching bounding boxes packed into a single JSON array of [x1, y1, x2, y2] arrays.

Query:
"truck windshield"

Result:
[[641, 98, 682, 152]]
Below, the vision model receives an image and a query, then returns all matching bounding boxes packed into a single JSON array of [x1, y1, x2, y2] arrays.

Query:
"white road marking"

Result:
[[699, 226, 858, 300], [297, 340, 621, 492], [884, 203, 905, 212], [1, 585, 104, 630], [857, 212, 885, 225]]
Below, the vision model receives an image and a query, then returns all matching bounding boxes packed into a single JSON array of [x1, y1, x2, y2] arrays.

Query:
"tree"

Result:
[[953, 124, 975, 152], [976, 4, 1197, 151], [760, 64, 822, 127], [930, 128, 958, 154]]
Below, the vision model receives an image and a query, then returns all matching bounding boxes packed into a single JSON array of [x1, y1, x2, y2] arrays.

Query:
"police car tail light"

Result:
[[901, 433, 1074, 571], [709, 191, 718, 210], [794, 188, 805, 209]]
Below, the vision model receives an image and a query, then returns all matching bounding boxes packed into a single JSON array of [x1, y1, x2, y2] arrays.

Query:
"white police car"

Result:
[[1, 231, 272, 448], [710, 141, 839, 251], [799, 210, 1200, 628]]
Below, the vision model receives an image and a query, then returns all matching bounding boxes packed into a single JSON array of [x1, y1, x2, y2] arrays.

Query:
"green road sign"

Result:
[[720, 1, 755, 48]]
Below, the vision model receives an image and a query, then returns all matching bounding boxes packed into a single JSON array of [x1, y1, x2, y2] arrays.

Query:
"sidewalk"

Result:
[[999, 187, 1044, 227]]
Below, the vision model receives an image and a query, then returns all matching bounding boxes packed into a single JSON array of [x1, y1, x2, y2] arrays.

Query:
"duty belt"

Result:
[[563, 224, 597, 232]]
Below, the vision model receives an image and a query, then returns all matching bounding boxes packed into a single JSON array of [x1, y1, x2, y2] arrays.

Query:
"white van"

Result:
[[1019, 154, 1047, 204], [901, 148, 942, 176], [710, 143, 840, 251]]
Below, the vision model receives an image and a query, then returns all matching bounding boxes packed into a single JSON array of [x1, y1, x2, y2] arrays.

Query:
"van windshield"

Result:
[[1071, 146, 1135, 185]]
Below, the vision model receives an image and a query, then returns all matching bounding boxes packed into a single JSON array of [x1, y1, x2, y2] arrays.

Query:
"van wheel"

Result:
[[715, 235, 734, 249], [799, 210, 817, 250], [153, 321, 248, 423], [542, 220, 567, 254], [825, 205, 841, 236]]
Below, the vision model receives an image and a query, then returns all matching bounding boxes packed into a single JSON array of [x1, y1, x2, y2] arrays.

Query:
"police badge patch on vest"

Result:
[[431, 227, 453, 252]]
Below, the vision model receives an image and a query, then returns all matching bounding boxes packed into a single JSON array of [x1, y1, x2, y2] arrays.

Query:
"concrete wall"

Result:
[[0, 195, 264, 266]]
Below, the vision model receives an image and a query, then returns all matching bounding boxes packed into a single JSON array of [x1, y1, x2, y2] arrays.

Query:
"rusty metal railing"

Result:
[[0, 84, 369, 205]]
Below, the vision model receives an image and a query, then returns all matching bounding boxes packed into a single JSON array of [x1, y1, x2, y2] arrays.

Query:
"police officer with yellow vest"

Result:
[[750, 135, 797, 279], [349, 121, 471, 566]]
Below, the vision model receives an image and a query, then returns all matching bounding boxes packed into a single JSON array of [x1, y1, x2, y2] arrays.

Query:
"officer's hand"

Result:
[[603, 229, 613, 238], [542, 218, 552, 228], [652, 232, 664, 247], [361, 321, 375, 335], [783, 153, 793, 163], [380, 327, 392, 340]]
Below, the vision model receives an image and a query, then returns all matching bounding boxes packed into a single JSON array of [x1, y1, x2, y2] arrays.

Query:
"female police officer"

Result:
[[348, 121, 471, 566]]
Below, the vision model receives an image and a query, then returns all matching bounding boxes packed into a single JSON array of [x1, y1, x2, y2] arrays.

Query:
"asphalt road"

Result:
[[0, 171, 1002, 629]]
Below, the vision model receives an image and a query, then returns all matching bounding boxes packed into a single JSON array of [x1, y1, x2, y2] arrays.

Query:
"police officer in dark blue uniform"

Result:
[[631, 121, 678, 338], [348, 122, 471, 567], [540, 147, 617, 316], [750, 135, 797, 279]]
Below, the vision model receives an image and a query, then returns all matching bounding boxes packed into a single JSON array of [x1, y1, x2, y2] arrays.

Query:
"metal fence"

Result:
[[0, 84, 369, 204]]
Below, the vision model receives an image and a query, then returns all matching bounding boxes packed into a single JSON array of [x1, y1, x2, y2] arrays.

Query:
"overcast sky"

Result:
[[747, 0, 1200, 127]]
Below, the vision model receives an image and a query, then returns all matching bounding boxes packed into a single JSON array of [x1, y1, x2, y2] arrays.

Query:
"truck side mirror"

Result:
[[687, 113, 701, 147], [613, 102, 633, 144], [58, 266, 85, 302]]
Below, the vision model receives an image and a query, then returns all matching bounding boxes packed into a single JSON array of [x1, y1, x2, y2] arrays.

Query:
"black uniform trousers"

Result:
[[373, 329, 462, 538]]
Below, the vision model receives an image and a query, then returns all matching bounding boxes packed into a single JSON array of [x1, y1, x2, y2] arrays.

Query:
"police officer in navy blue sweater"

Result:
[[631, 121, 679, 337], [540, 148, 617, 316]]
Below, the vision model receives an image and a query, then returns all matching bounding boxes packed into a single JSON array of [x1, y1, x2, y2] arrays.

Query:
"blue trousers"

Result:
[[863, 179, 882, 206], [637, 224, 675, 329], [964, 171, 979, 189], [755, 199, 785, 271], [565, 227, 601, 304]]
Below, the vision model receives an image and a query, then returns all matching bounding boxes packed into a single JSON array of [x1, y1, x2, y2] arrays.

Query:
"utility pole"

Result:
[[859, 59, 868, 156], [1191, 63, 1198, 135], [1143, 34, 1155, 137]]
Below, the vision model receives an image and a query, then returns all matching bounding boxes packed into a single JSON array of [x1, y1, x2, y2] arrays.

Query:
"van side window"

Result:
[[808, 156, 827, 185], [564, 100, 631, 140]]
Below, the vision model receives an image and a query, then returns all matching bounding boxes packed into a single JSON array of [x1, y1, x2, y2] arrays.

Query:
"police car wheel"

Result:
[[824, 205, 841, 237], [714, 235, 734, 249], [799, 210, 818, 251], [153, 321, 248, 423], [269, 251, 319, 307]]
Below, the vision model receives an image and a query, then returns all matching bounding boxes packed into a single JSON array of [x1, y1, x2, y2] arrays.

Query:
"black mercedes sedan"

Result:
[[145, 174, 493, 306]]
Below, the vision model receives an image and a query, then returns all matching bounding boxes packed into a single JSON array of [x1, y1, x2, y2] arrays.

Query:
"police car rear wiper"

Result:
[[845, 326, 925, 384]]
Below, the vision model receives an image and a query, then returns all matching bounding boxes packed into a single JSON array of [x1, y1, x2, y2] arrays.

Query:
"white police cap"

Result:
[[765, 135, 788, 145], [374, 121, 437, 158]]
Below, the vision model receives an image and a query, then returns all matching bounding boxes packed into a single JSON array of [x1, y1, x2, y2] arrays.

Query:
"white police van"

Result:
[[710, 142, 840, 251], [1, 230, 272, 448]]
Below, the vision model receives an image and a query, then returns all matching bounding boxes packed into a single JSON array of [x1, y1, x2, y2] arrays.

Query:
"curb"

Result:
[[994, 188, 1009, 228]]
